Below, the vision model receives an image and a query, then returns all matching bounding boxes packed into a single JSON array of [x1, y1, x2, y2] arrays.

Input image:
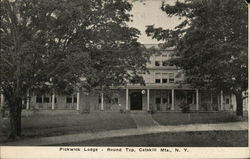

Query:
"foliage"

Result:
[[0, 0, 148, 138], [179, 102, 190, 113], [146, 0, 247, 116]]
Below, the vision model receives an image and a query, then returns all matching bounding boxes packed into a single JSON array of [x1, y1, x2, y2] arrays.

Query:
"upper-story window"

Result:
[[155, 61, 160, 66], [162, 54, 168, 58], [169, 73, 175, 83], [162, 60, 168, 66], [162, 73, 168, 83], [155, 72, 161, 83]]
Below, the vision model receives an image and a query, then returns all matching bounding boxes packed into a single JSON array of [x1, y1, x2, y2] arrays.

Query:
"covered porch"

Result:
[[122, 86, 226, 112]]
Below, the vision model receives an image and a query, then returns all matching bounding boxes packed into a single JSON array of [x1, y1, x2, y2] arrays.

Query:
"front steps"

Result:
[[130, 113, 160, 128]]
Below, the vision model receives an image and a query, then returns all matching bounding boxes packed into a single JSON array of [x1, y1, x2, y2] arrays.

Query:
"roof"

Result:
[[143, 44, 175, 50]]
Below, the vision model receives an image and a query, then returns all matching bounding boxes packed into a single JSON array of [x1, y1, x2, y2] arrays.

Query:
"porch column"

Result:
[[220, 91, 224, 111], [51, 92, 55, 110], [147, 89, 150, 111], [0, 93, 3, 129], [196, 89, 199, 111], [126, 88, 129, 111], [76, 92, 80, 111], [26, 90, 30, 110], [231, 93, 236, 111], [1, 94, 4, 108], [101, 92, 104, 111], [171, 89, 175, 110]]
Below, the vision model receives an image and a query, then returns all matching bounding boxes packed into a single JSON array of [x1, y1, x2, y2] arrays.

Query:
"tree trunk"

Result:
[[235, 93, 243, 116], [8, 97, 22, 139]]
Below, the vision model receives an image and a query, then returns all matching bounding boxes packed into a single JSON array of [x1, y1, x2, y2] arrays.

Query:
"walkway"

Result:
[[2, 121, 248, 146], [130, 112, 160, 128]]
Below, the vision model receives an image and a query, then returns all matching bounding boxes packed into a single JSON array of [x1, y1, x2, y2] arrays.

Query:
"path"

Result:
[[2, 121, 248, 146], [130, 112, 160, 128]]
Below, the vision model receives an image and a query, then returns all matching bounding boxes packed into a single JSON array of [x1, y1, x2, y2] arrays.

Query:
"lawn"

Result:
[[152, 111, 248, 125], [0, 112, 136, 141], [58, 130, 248, 147]]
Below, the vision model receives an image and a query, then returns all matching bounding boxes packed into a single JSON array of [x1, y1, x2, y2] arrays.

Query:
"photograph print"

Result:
[[0, 0, 248, 149]]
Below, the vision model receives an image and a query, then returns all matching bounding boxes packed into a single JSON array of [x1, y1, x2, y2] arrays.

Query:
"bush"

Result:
[[148, 106, 155, 114], [179, 103, 190, 113], [201, 103, 209, 111], [120, 108, 125, 113]]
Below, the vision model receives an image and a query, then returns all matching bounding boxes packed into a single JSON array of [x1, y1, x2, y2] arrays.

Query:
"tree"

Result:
[[146, 0, 247, 116], [0, 0, 148, 139]]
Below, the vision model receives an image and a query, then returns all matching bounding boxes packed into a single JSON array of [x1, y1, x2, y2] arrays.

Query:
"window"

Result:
[[169, 73, 175, 83], [54, 97, 57, 103], [36, 96, 42, 103], [162, 79, 168, 83], [162, 73, 168, 83], [212, 96, 217, 104], [155, 79, 160, 83], [155, 98, 161, 104], [73, 96, 77, 103], [155, 61, 160, 66], [162, 61, 168, 66], [43, 97, 50, 103], [98, 97, 101, 104], [162, 97, 168, 104], [226, 98, 230, 104], [112, 98, 118, 104], [169, 93, 172, 104], [162, 54, 168, 58], [155, 72, 161, 83], [66, 97, 72, 103]]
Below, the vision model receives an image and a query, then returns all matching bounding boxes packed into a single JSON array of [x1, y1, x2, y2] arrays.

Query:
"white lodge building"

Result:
[[0, 44, 248, 114]]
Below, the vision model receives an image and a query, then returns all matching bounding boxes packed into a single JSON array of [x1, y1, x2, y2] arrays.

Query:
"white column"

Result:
[[1, 94, 4, 108], [101, 92, 104, 111], [220, 91, 224, 111], [0, 93, 3, 129], [231, 93, 236, 111], [196, 89, 199, 111], [126, 88, 129, 111], [171, 89, 175, 110], [76, 92, 80, 111], [51, 92, 55, 110], [26, 90, 30, 110], [147, 89, 150, 111]]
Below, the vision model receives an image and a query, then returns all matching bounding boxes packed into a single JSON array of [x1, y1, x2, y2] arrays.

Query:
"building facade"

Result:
[[0, 44, 248, 114]]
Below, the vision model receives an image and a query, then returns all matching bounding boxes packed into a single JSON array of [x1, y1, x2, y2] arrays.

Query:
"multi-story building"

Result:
[[0, 44, 248, 114]]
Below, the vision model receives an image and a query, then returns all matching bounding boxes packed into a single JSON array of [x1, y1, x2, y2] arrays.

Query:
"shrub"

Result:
[[120, 108, 125, 114], [201, 103, 209, 111], [179, 102, 190, 113]]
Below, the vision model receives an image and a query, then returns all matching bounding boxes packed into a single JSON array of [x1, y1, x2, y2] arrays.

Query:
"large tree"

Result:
[[146, 0, 247, 116], [0, 0, 148, 139]]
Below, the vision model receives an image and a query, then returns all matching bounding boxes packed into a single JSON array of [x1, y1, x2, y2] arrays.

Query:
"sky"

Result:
[[128, 0, 181, 44]]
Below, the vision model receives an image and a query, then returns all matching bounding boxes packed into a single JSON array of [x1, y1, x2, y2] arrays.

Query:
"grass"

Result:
[[152, 111, 248, 125], [58, 130, 248, 147], [1, 112, 136, 141]]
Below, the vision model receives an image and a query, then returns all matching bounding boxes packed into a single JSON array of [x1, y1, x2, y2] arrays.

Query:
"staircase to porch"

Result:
[[130, 113, 160, 128]]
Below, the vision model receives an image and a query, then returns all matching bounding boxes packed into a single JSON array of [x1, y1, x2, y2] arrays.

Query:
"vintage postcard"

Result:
[[0, 0, 249, 158]]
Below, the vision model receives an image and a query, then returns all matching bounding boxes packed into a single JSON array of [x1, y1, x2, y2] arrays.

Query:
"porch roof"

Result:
[[111, 84, 195, 90]]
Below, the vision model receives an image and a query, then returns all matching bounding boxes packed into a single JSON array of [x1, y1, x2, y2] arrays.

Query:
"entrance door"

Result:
[[130, 92, 142, 110]]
